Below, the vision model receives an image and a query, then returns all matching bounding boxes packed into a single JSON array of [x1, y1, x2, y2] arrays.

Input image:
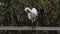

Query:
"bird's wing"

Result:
[[28, 12, 36, 21], [30, 12, 36, 21], [31, 8, 38, 16]]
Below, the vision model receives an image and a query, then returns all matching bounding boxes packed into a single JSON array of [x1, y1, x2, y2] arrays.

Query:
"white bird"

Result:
[[25, 7, 38, 23]]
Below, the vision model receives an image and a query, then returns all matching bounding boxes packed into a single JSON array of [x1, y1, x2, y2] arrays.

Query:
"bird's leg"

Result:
[[32, 20, 35, 30], [32, 21, 34, 28]]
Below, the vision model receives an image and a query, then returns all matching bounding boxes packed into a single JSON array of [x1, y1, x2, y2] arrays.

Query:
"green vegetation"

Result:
[[0, 0, 59, 26], [0, 0, 60, 34]]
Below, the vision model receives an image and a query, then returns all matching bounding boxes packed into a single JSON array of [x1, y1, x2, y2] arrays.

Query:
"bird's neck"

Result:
[[27, 8, 31, 12]]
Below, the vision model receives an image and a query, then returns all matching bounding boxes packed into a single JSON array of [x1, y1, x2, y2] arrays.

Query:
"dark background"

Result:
[[0, 0, 59, 26], [0, 0, 60, 34]]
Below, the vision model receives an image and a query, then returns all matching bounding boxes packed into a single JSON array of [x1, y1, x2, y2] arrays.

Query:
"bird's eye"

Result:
[[27, 10, 30, 13]]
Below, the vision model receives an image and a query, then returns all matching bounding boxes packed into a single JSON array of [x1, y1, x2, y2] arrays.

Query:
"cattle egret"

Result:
[[25, 7, 38, 23]]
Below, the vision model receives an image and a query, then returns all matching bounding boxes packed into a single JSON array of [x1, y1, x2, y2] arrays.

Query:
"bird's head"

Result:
[[25, 7, 31, 13]]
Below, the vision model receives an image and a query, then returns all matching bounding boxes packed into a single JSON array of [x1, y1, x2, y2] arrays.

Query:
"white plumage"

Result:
[[25, 7, 38, 23]]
